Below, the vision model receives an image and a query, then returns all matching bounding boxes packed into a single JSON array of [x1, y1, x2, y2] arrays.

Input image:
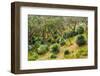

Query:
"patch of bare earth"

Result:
[[57, 43, 78, 59], [67, 43, 79, 52]]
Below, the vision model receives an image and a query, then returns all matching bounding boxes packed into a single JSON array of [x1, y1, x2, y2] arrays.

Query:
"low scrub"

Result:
[[76, 35, 86, 46], [37, 44, 48, 55], [50, 43, 60, 54]]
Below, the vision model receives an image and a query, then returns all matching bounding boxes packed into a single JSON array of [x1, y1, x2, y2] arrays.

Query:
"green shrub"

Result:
[[53, 31, 59, 39], [60, 38, 66, 46], [37, 37, 43, 44], [76, 26, 84, 34], [76, 35, 86, 46], [76, 47, 88, 58], [63, 31, 77, 39], [28, 52, 38, 61], [32, 53, 38, 60], [50, 43, 60, 54], [29, 39, 32, 45], [63, 32, 70, 39], [31, 36, 36, 44], [51, 39, 56, 44], [56, 37, 60, 43], [54, 35, 58, 39], [31, 36, 42, 44], [28, 45, 33, 50], [70, 31, 78, 37], [64, 50, 70, 55], [37, 44, 48, 55], [50, 54, 57, 59], [57, 37, 66, 46], [47, 37, 52, 43], [34, 41, 41, 48], [54, 31, 58, 34], [47, 37, 56, 44]]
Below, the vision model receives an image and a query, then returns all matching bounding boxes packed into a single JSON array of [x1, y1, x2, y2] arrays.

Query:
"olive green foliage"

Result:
[[28, 15, 88, 61], [28, 52, 38, 61], [76, 26, 84, 34], [76, 35, 86, 46], [50, 54, 57, 59], [64, 50, 70, 55], [37, 45, 48, 55], [50, 43, 60, 54], [63, 31, 78, 39], [58, 37, 66, 46]]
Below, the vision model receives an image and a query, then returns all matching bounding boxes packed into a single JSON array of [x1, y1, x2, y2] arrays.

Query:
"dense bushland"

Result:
[[28, 15, 88, 61]]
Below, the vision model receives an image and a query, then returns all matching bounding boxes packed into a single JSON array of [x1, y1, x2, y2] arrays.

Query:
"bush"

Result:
[[48, 37, 57, 44], [51, 39, 56, 44], [28, 52, 38, 61], [38, 37, 44, 44], [32, 53, 38, 60], [63, 32, 68, 39], [50, 54, 57, 59], [52, 31, 59, 39], [31, 36, 36, 44], [64, 50, 70, 55], [47, 37, 52, 43], [76, 35, 86, 46], [77, 49, 87, 57], [70, 31, 78, 37], [56, 37, 60, 43], [58, 38, 66, 46], [29, 39, 32, 45], [76, 26, 84, 34], [54, 31, 58, 34], [37, 44, 48, 55], [50, 43, 60, 54], [34, 41, 41, 48], [28, 45, 33, 50], [63, 31, 77, 39], [76, 46, 88, 58], [32, 36, 42, 44], [54, 35, 58, 39], [63, 32, 70, 39]]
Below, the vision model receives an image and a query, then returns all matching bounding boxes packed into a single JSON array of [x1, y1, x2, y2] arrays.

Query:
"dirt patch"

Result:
[[67, 43, 78, 52]]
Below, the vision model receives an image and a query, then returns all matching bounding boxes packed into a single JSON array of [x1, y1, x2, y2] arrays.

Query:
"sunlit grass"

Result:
[[64, 45, 88, 59]]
